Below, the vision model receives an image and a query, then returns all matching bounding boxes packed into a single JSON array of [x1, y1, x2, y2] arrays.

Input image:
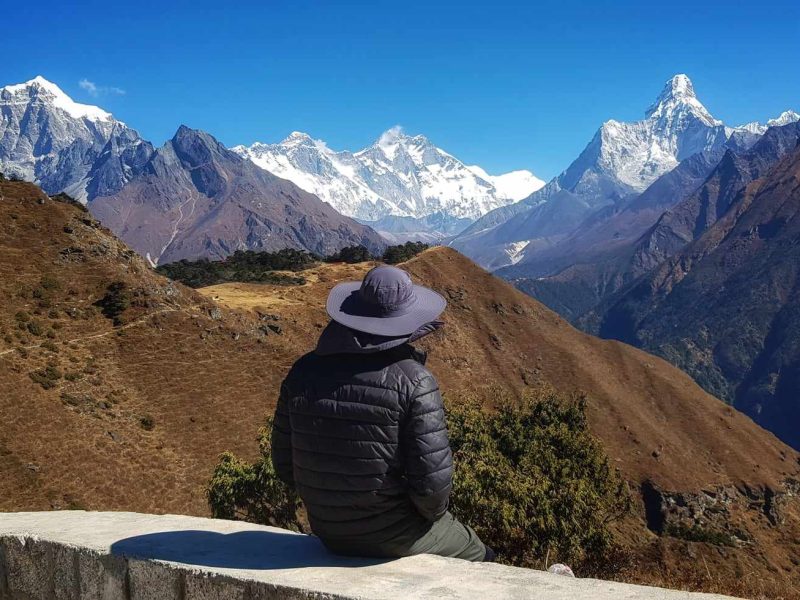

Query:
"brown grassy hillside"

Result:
[[1, 180, 799, 597]]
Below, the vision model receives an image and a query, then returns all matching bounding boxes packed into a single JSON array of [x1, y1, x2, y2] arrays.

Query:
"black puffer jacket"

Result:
[[271, 321, 453, 556]]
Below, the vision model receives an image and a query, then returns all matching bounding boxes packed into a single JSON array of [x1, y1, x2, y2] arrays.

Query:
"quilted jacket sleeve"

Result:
[[401, 373, 453, 522], [271, 379, 295, 488]]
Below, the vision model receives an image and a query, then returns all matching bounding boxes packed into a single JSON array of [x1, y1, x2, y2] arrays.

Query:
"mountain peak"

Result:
[[280, 131, 316, 146], [1, 75, 113, 122], [171, 124, 226, 148], [662, 73, 695, 99], [645, 74, 719, 126], [768, 110, 800, 127], [170, 125, 229, 163], [376, 125, 409, 147]]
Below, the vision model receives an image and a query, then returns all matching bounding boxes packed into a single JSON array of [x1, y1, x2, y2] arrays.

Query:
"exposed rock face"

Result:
[[0, 76, 152, 202], [640, 479, 800, 545], [90, 126, 386, 265]]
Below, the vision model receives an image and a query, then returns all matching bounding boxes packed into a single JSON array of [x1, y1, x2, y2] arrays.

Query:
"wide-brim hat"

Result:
[[326, 265, 446, 337]]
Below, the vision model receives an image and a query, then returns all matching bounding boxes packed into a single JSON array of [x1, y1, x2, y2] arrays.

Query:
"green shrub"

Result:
[[40, 275, 60, 291], [30, 365, 63, 389], [95, 281, 131, 325], [139, 414, 156, 431], [382, 242, 429, 264], [207, 417, 304, 531], [664, 523, 735, 547], [50, 193, 88, 212], [41, 340, 59, 353], [445, 389, 630, 569], [26, 320, 44, 336], [207, 388, 629, 571]]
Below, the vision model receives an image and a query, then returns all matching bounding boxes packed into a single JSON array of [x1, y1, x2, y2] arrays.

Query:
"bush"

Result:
[[26, 320, 44, 336], [207, 387, 629, 571], [95, 281, 131, 325], [30, 365, 63, 389], [664, 523, 735, 547], [40, 275, 60, 291], [326, 245, 373, 264], [382, 242, 429, 264], [50, 192, 88, 212], [446, 389, 630, 569], [139, 414, 156, 431], [207, 417, 304, 531], [41, 340, 59, 353]]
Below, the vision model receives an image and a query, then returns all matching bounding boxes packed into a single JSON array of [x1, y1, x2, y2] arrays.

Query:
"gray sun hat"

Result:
[[326, 265, 446, 337]]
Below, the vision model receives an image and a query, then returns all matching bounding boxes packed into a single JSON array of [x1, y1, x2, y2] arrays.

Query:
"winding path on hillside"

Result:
[[0, 307, 182, 359]]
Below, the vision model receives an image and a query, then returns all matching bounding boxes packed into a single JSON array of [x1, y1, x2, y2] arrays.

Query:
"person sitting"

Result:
[[271, 264, 494, 562]]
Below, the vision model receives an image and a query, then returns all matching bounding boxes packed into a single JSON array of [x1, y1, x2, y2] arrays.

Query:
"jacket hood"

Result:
[[314, 320, 442, 357]]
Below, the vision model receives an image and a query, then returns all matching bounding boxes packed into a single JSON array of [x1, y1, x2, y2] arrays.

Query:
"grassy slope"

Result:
[[2, 180, 799, 597]]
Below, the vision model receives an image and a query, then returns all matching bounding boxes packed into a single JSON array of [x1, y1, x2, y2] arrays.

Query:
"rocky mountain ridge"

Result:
[[502, 122, 800, 320], [90, 126, 386, 265]]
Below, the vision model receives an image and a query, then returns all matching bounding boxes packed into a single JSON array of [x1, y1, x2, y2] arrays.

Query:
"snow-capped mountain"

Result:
[[450, 74, 798, 271], [732, 110, 800, 136], [232, 127, 544, 233], [0, 76, 152, 202], [556, 74, 729, 198]]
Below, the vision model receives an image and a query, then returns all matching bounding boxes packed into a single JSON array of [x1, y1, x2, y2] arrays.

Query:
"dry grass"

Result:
[[2, 180, 800, 598]]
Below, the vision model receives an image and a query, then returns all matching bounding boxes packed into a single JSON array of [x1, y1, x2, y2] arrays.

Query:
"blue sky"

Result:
[[5, 0, 799, 179]]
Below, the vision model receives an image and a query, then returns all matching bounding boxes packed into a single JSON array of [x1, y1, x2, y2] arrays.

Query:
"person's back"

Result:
[[271, 265, 491, 561]]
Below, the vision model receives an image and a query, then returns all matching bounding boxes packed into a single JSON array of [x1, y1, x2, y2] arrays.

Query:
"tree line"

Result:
[[156, 242, 430, 288]]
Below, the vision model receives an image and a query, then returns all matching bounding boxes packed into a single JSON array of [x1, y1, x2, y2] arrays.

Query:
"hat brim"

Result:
[[326, 281, 447, 337]]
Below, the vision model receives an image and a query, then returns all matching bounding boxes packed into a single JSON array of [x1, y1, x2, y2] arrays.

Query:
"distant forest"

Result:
[[156, 242, 429, 288]]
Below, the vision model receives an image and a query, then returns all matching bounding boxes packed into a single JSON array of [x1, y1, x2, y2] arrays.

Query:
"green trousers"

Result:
[[321, 511, 487, 562], [406, 511, 487, 561]]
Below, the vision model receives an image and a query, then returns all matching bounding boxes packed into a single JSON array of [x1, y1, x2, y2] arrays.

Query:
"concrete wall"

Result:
[[0, 511, 738, 600]]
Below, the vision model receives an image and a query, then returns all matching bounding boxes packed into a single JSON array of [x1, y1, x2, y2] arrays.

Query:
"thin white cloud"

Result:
[[378, 125, 404, 146], [79, 78, 126, 97]]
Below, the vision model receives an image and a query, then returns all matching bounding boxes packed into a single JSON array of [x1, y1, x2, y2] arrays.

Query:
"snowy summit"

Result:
[[0, 76, 149, 202], [232, 127, 544, 233], [2, 76, 113, 122]]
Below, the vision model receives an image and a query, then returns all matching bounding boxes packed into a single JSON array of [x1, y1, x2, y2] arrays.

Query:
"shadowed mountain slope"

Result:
[[589, 140, 800, 451], [90, 126, 385, 266]]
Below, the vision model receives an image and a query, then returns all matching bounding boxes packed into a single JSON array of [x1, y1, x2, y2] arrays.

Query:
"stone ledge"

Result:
[[0, 511, 738, 599]]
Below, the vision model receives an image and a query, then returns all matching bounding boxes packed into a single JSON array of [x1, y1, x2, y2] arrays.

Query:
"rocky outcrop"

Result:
[[641, 479, 800, 547]]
